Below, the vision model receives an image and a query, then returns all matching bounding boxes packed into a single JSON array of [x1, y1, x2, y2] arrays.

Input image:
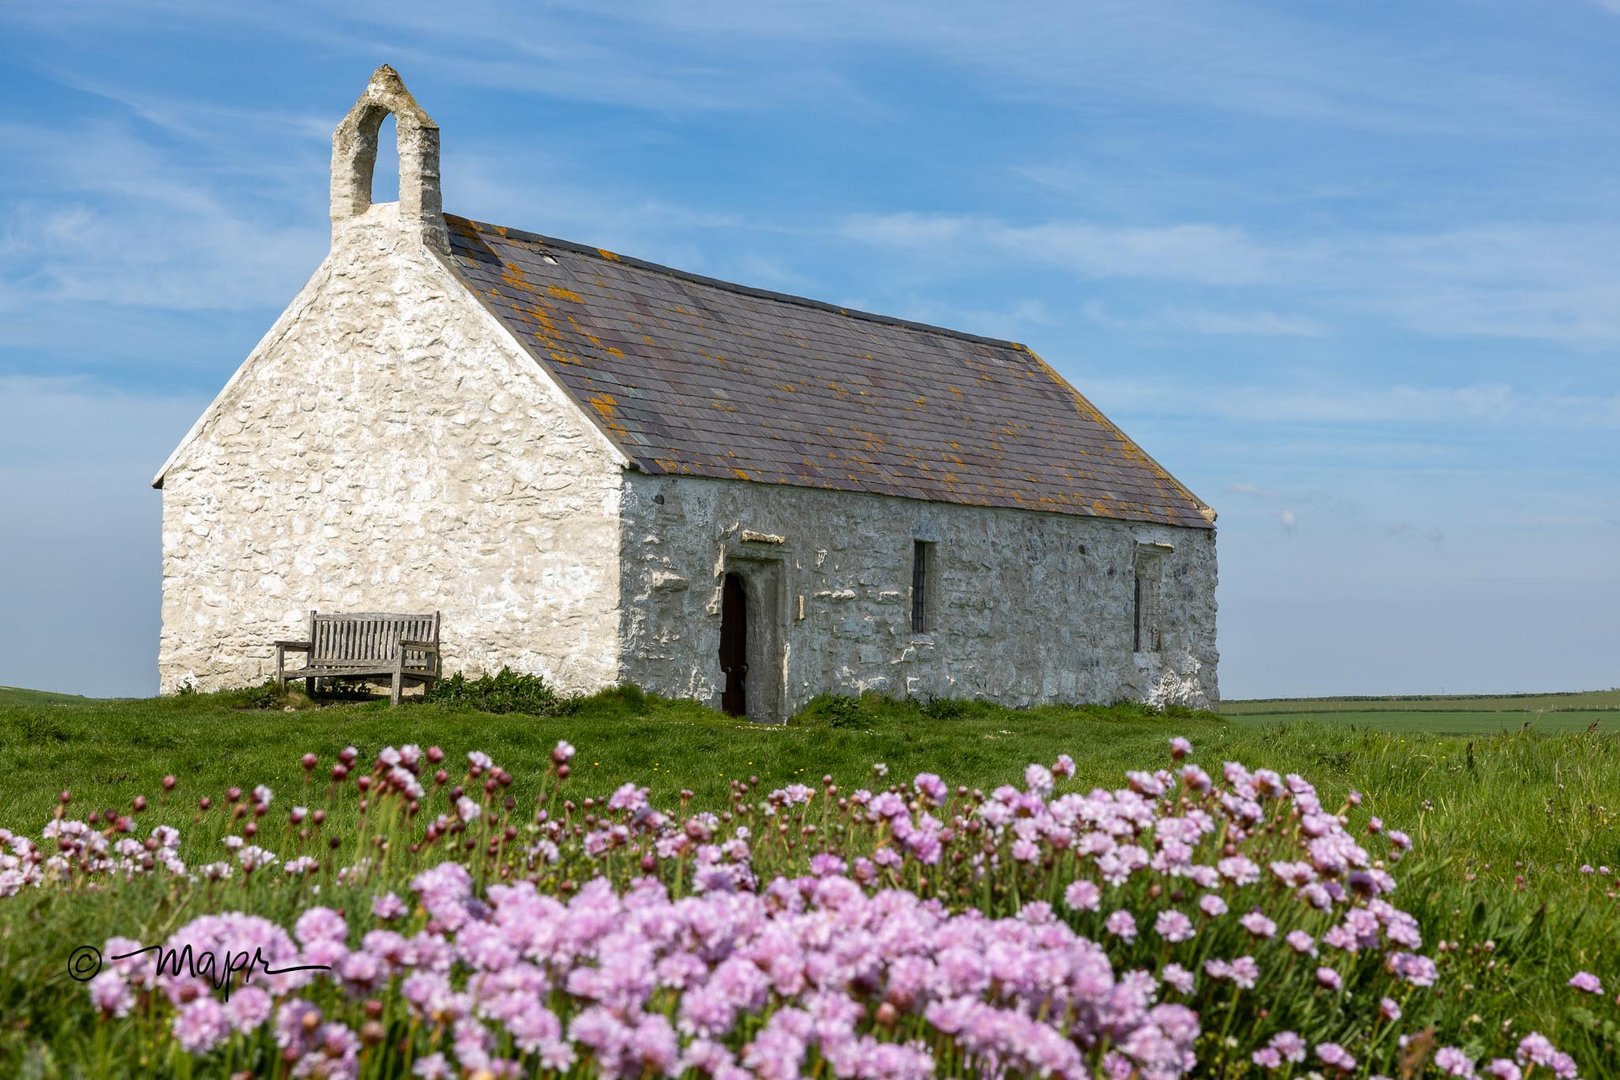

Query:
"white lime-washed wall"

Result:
[[156, 203, 626, 693], [617, 472, 1219, 721]]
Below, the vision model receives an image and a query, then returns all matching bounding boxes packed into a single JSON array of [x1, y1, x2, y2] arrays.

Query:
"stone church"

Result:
[[154, 67, 1219, 721]]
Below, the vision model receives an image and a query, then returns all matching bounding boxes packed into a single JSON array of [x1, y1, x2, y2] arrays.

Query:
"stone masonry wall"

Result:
[[618, 472, 1218, 719], [157, 203, 625, 693]]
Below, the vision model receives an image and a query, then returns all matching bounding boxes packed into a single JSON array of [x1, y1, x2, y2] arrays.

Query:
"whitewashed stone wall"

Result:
[[618, 472, 1218, 719], [157, 203, 626, 693]]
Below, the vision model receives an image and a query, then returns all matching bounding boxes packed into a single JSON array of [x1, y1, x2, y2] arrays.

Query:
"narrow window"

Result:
[[1133, 542, 1171, 653], [1133, 570, 1143, 652], [911, 540, 931, 633]]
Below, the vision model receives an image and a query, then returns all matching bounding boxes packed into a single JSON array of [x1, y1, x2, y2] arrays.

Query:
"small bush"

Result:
[[425, 668, 577, 716], [796, 693, 867, 728], [920, 695, 970, 720], [226, 681, 283, 710]]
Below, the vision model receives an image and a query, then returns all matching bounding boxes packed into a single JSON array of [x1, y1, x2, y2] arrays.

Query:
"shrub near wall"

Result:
[[1, 731, 1607, 1078]]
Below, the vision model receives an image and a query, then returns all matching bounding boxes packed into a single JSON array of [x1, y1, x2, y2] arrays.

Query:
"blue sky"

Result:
[[2, 1, 1617, 698]]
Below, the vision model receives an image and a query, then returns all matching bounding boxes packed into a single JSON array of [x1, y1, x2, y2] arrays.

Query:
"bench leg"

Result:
[[305, 677, 315, 698], [390, 671, 403, 707]]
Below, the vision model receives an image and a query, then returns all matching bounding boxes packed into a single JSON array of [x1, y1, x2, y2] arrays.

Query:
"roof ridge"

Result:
[[444, 213, 1028, 352]]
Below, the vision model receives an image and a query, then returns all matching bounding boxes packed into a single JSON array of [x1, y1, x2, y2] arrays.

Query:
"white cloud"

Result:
[[1080, 375, 1620, 428], [1082, 301, 1322, 337], [847, 212, 1620, 345], [846, 213, 1271, 285], [0, 118, 326, 313]]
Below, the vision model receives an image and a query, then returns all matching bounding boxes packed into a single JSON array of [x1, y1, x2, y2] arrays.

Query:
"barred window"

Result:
[[911, 540, 932, 634]]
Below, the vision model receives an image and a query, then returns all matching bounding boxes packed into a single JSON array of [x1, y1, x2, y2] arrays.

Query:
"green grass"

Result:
[[1222, 687, 1620, 736], [0, 685, 92, 708], [2, 685, 1618, 1075]]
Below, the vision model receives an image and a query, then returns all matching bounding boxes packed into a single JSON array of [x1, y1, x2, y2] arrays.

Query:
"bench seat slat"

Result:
[[276, 610, 441, 705]]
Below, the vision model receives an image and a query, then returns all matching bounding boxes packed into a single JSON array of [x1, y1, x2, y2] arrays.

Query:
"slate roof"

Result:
[[444, 214, 1213, 530]]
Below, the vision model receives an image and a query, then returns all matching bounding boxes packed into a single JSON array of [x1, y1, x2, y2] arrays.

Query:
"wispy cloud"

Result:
[[0, 118, 325, 314], [846, 212, 1620, 345], [1085, 376, 1620, 428], [1083, 301, 1322, 338]]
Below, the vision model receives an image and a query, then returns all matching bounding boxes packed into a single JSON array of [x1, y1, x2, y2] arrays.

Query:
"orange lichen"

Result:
[[597, 248, 621, 262], [527, 304, 559, 336], [501, 263, 531, 291], [605, 346, 625, 358], [546, 285, 583, 303]]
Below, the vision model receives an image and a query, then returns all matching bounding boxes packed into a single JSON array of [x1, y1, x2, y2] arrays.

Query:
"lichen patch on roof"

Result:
[[444, 214, 1212, 529]]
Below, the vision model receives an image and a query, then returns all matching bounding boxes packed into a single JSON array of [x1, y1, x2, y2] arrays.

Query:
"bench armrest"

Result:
[[274, 640, 311, 652], [398, 639, 438, 652]]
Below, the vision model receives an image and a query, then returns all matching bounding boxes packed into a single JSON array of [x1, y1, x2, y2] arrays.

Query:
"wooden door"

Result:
[[719, 573, 747, 717]]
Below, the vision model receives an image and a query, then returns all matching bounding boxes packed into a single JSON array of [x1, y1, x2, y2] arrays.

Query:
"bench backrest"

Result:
[[309, 611, 439, 664]]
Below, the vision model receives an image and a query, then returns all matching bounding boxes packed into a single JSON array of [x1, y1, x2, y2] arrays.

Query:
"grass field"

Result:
[[2, 683, 1617, 1076], [1223, 688, 1620, 735]]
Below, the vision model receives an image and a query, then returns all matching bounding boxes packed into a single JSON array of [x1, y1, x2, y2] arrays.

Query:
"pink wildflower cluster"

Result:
[[40, 737, 1591, 1076], [98, 867, 1204, 1078]]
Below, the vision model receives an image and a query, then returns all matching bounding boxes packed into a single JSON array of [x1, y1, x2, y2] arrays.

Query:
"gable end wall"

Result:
[[158, 204, 625, 693]]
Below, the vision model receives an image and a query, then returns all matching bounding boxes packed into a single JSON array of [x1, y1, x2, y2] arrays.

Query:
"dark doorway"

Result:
[[719, 572, 748, 716]]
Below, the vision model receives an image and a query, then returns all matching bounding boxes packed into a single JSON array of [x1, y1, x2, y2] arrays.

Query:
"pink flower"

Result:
[[1239, 911, 1276, 938], [226, 985, 273, 1033], [1161, 963, 1194, 994], [373, 892, 409, 921], [1569, 970, 1603, 994], [1105, 910, 1138, 942], [413, 1053, 452, 1079], [913, 773, 947, 806], [1379, 996, 1401, 1022], [294, 907, 348, 947], [1315, 967, 1343, 992], [1169, 736, 1192, 760], [1316, 1042, 1356, 1072], [87, 971, 133, 1017], [1268, 1031, 1306, 1063], [1435, 1047, 1476, 1076], [1064, 880, 1101, 912], [1197, 894, 1227, 918], [1389, 952, 1437, 987], [172, 998, 231, 1054], [1154, 910, 1195, 943]]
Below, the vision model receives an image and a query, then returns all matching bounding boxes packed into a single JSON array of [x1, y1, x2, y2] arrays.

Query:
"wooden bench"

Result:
[[275, 611, 441, 705]]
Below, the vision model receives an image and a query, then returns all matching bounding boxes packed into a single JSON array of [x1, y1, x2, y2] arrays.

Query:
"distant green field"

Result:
[[1222, 687, 1620, 735], [0, 685, 90, 707]]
